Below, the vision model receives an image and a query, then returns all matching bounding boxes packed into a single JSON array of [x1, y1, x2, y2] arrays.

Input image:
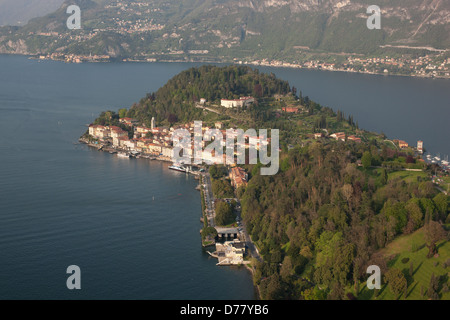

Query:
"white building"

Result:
[[221, 96, 255, 109], [417, 140, 424, 153], [162, 146, 174, 158]]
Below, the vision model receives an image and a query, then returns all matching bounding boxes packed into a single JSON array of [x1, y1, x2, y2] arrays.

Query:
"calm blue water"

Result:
[[0, 55, 449, 299], [0, 55, 255, 299]]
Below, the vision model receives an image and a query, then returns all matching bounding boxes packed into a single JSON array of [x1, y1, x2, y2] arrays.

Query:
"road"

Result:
[[202, 170, 262, 262], [202, 172, 216, 227], [238, 214, 262, 263]]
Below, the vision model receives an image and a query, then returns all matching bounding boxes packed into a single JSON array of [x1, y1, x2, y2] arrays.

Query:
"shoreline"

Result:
[[6, 53, 446, 80], [81, 138, 262, 298]]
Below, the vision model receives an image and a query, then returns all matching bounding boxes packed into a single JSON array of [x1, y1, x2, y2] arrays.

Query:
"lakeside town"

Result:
[[243, 53, 450, 79], [80, 93, 449, 268], [33, 51, 450, 79]]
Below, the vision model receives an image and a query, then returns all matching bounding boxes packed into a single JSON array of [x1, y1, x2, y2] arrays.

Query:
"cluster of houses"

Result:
[[229, 167, 248, 190], [315, 131, 362, 143], [314, 132, 425, 155], [88, 117, 272, 163], [88, 117, 174, 158]]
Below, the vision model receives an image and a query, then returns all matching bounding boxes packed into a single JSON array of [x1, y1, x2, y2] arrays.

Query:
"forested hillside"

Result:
[[125, 65, 290, 126], [1, 0, 449, 59], [241, 140, 449, 299]]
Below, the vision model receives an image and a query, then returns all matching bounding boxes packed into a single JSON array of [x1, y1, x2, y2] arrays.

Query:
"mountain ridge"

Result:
[[0, 0, 448, 66]]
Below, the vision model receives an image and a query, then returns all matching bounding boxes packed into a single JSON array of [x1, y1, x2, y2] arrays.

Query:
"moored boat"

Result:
[[169, 164, 187, 172]]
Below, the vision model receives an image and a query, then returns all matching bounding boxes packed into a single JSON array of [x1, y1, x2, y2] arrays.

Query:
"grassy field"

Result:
[[388, 170, 429, 183], [358, 228, 450, 300]]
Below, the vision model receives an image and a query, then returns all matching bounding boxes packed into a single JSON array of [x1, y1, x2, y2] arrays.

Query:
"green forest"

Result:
[[241, 141, 449, 300], [125, 65, 290, 128]]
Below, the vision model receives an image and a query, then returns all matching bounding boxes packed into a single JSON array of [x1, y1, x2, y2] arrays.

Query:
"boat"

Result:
[[117, 152, 130, 158], [168, 164, 187, 173]]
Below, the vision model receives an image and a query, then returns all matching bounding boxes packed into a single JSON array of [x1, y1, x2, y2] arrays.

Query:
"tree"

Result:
[[280, 256, 294, 281], [424, 220, 447, 258], [209, 165, 228, 179], [302, 287, 327, 300], [361, 151, 372, 169], [385, 268, 407, 298], [253, 84, 263, 97], [168, 113, 178, 125], [328, 282, 345, 300], [261, 275, 283, 300], [405, 199, 423, 231], [427, 273, 439, 300], [118, 108, 127, 119], [201, 227, 217, 239], [291, 86, 297, 97], [433, 193, 449, 222], [215, 202, 235, 226], [380, 168, 388, 185]]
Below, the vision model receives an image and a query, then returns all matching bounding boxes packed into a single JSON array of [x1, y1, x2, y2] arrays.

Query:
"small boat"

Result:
[[117, 152, 130, 158], [169, 164, 187, 172]]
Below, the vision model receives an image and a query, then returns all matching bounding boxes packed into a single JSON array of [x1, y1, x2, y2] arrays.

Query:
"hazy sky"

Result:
[[0, 0, 65, 26]]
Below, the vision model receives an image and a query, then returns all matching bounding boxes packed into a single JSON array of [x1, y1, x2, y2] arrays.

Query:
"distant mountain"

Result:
[[0, 0, 448, 60], [0, 0, 65, 26]]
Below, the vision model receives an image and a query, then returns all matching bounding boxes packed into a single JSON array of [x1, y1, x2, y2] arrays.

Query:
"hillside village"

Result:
[[84, 92, 429, 165]]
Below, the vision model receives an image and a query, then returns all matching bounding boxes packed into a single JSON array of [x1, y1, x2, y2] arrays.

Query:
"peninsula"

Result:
[[81, 65, 450, 300]]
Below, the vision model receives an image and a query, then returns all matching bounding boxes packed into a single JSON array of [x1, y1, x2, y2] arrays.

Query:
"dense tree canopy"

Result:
[[126, 65, 291, 126], [240, 140, 448, 299]]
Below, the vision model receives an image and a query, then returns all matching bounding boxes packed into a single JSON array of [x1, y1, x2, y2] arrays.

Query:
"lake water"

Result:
[[0, 55, 254, 299], [0, 55, 448, 299]]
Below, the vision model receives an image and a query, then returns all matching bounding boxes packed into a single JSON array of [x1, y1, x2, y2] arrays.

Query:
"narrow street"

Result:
[[201, 171, 216, 227], [202, 169, 262, 262]]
